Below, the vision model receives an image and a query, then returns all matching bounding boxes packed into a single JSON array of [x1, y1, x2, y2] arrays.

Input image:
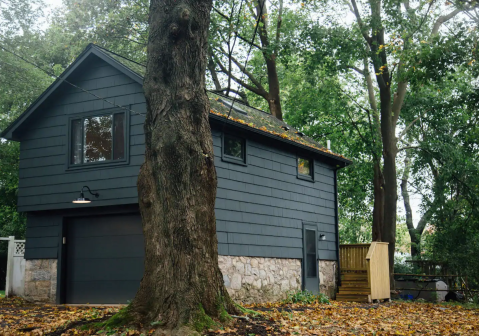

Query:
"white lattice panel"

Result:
[[14, 242, 25, 256]]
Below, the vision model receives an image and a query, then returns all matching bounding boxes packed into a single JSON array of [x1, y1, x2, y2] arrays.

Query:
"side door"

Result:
[[302, 223, 319, 293]]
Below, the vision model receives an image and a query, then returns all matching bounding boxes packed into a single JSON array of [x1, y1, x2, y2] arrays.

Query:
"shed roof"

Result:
[[1, 44, 351, 166]]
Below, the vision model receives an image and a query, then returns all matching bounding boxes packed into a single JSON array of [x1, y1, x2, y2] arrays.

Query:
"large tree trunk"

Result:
[[372, 160, 384, 241], [129, 0, 238, 331], [401, 150, 433, 258], [255, 0, 283, 121]]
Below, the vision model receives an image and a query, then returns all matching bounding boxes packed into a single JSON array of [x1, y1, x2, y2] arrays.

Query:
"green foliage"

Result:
[[282, 290, 330, 305]]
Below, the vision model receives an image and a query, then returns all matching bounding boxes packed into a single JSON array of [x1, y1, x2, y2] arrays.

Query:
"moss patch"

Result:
[[235, 304, 262, 317], [192, 304, 219, 332], [80, 305, 133, 331]]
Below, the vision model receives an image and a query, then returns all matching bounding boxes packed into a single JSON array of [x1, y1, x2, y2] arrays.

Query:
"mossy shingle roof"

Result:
[[95, 45, 350, 163]]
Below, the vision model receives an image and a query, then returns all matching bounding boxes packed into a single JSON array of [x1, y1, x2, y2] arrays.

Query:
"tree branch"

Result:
[[350, 0, 372, 43], [234, 31, 262, 50], [274, 0, 284, 55], [216, 46, 266, 92], [348, 65, 364, 75], [213, 54, 268, 98], [431, 8, 462, 36]]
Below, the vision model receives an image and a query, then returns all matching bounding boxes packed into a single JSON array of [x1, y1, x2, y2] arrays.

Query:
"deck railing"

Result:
[[339, 242, 390, 301], [339, 244, 370, 271]]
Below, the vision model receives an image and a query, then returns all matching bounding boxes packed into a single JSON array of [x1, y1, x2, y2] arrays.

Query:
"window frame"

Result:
[[221, 133, 247, 166], [66, 109, 130, 170], [297, 155, 314, 182]]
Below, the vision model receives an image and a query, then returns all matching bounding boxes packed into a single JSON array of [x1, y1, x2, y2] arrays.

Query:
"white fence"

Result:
[[1, 236, 25, 297]]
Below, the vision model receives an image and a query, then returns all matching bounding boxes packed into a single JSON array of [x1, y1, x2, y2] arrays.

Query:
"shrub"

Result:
[[283, 290, 330, 304]]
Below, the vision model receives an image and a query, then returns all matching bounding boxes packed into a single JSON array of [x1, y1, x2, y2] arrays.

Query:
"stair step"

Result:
[[339, 287, 371, 292], [336, 293, 371, 303], [339, 290, 371, 295], [341, 280, 368, 284]]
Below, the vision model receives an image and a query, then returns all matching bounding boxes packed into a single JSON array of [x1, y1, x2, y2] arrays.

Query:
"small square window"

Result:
[[222, 134, 246, 165], [298, 157, 313, 180], [70, 112, 126, 166]]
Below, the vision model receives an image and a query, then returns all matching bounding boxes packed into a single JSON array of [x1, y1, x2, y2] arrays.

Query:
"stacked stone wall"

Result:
[[23, 257, 338, 304], [24, 260, 57, 303], [219, 256, 302, 304]]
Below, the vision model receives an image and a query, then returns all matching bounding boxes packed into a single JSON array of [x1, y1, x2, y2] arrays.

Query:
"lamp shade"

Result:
[[72, 197, 91, 204]]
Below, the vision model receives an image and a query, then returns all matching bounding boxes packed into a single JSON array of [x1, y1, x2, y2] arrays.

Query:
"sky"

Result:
[[44, 0, 63, 7]]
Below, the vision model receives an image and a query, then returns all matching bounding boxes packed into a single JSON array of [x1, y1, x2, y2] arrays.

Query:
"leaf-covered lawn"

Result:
[[0, 297, 478, 335], [0, 297, 120, 335], [209, 301, 479, 336]]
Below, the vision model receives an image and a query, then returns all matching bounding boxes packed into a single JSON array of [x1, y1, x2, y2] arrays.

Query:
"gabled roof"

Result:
[[1, 44, 351, 166]]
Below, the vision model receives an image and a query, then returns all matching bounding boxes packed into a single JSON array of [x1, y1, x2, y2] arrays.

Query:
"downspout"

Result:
[[334, 168, 341, 289]]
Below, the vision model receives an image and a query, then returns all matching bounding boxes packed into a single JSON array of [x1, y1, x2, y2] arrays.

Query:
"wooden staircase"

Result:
[[336, 271, 371, 302], [336, 243, 391, 303]]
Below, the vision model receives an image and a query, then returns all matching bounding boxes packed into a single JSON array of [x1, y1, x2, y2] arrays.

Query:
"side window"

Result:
[[297, 156, 314, 181], [222, 133, 246, 165], [70, 112, 126, 166]]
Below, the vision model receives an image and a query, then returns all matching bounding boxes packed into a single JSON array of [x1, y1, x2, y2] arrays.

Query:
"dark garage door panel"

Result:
[[66, 280, 142, 304], [66, 214, 144, 304]]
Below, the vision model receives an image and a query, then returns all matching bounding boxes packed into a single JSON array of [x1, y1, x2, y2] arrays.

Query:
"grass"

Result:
[[0, 291, 5, 298]]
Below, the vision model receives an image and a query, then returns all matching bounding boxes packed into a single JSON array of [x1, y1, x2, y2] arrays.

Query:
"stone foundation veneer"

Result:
[[22, 257, 337, 304], [319, 260, 338, 299], [218, 256, 301, 304], [24, 260, 57, 303]]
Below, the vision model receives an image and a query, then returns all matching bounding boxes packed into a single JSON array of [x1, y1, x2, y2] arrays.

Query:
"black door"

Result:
[[65, 213, 144, 304], [302, 223, 319, 293]]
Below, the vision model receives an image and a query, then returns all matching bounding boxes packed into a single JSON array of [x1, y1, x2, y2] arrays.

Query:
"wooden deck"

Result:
[[337, 242, 391, 302]]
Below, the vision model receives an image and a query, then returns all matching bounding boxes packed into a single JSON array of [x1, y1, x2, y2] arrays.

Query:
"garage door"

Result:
[[66, 213, 144, 304]]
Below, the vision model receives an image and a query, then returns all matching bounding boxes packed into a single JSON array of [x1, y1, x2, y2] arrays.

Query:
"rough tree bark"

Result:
[[129, 0, 238, 332]]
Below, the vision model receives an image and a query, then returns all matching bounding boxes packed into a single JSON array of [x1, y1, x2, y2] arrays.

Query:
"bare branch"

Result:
[[234, 31, 262, 50], [398, 114, 424, 141], [274, 0, 284, 55], [350, 0, 372, 43], [348, 65, 364, 75], [207, 56, 222, 91], [216, 46, 266, 92], [392, 81, 408, 128], [212, 6, 230, 20], [398, 145, 421, 151], [431, 8, 462, 36], [213, 54, 268, 98]]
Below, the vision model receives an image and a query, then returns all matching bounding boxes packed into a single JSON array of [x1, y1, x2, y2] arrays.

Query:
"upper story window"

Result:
[[297, 157, 314, 181], [222, 133, 246, 165], [70, 112, 126, 165]]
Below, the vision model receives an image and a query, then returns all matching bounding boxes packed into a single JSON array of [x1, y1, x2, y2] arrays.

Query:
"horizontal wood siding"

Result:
[[211, 129, 337, 261], [20, 55, 338, 261], [17, 55, 146, 212]]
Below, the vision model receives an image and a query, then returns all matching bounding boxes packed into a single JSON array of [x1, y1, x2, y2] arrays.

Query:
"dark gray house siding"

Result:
[[18, 52, 340, 263], [17, 55, 146, 212]]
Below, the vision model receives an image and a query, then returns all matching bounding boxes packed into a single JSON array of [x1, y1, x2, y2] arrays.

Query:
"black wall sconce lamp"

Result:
[[319, 234, 326, 241], [72, 186, 99, 204]]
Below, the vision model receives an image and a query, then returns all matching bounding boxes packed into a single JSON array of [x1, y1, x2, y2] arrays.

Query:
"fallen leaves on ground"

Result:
[[208, 301, 479, 335], [1, 297, 478, 335], [0, 296, 121, 335]]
